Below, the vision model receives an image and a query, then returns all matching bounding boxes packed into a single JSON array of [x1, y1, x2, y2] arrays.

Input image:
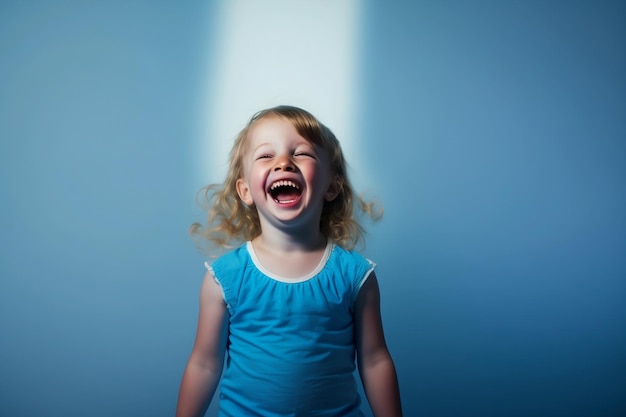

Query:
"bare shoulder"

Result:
[[354, 271, 389, 357], [189, 269, 228, 360], [356, 271, 382, 307], [199, 268, 226, 305]]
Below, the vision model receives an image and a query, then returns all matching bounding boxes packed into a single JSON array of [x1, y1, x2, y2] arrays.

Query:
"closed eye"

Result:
[[295, 152, 316, 158], [256, 154, 273, 160]]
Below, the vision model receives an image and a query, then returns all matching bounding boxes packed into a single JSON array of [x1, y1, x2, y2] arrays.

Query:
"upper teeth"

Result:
[[270, 180, 299, 190]]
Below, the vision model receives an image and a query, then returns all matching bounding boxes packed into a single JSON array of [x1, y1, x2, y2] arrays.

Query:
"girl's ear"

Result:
[[324, 177, 341, 202], [236, 178, 254, 206]]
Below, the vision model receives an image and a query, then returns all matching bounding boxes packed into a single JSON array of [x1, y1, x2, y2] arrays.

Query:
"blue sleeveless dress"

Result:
[[206, 241, 375, 417]]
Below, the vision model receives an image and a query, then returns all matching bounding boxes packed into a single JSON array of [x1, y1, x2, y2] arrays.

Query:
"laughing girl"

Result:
[[176, 105, 402, 417]]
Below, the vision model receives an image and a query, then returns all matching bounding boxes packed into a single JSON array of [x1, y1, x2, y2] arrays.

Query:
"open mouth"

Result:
[[268, 180, 302, 204]]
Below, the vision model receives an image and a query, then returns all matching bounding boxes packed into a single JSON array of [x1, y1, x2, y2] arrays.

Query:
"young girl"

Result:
[[176, 105, 402, 417]]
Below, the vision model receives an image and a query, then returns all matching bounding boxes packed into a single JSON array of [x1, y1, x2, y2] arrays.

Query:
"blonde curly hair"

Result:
[[191, 105, 381, 254]]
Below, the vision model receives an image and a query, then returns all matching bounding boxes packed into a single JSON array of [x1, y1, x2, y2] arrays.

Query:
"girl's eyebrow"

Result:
[[251, 139, 314, 152], [250, 143, 272, 153]]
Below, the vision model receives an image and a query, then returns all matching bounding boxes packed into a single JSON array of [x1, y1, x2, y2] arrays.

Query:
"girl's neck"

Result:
[[253, 228, 327, 253], [250, 231, 329, 279], [255, 215, 327, 253]]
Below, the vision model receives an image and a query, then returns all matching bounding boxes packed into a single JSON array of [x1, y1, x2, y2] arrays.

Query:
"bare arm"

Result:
[[176, 270, 228, 417], [354, 272, 403, 417]]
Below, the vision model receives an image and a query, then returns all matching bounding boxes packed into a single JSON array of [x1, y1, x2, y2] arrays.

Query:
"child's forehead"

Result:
[[246, 116, 316, 146], [249, 115, 294, 133]]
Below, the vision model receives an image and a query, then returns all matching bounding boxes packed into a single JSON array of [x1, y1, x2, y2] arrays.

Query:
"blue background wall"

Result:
[[1, 1, 624, 416], [360, 2, 625, 416]]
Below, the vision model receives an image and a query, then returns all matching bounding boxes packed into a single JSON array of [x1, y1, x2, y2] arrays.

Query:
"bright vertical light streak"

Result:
[[196, 0, 365, 188]]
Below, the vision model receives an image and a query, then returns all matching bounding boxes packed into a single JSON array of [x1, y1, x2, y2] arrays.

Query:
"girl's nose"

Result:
[[274, 155, 295, 171]]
